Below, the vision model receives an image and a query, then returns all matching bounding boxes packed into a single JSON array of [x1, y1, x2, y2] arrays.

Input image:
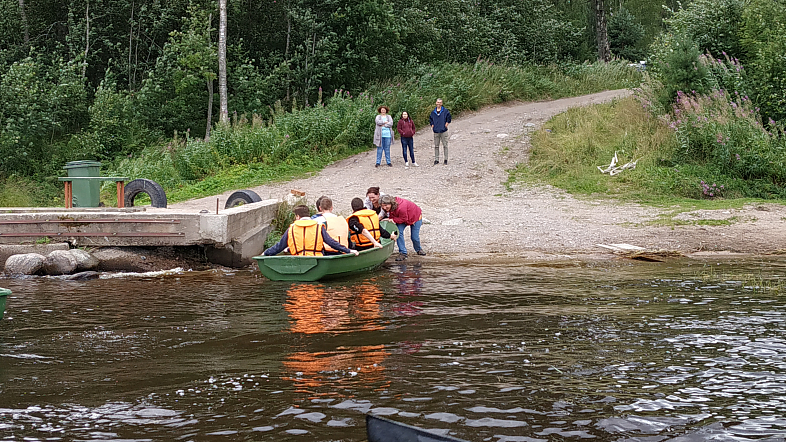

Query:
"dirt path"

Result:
[[172, 90, 786, 260]]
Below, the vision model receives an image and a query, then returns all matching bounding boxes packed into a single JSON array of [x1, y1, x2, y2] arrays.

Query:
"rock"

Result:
[[70, 249, 99, 271], [284, 192, 306, 207], [4, 253, 45, 275], [496, 133, 509, 138], [43, 250, 79, 275], [442, 218, 464, 226], [61, 271, 100, 281], [92, 247, 147, 272], [0, 243, 69, 268]]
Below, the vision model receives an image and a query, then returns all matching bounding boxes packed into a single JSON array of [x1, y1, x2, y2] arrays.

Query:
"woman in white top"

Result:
[[373, 105, 394, 167]]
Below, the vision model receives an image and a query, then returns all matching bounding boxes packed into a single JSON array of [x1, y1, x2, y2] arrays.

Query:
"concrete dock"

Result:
[[0, 200, 280, 267]]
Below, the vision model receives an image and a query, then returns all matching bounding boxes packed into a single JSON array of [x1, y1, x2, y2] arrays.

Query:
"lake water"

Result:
[[2, 258, 786, 441]]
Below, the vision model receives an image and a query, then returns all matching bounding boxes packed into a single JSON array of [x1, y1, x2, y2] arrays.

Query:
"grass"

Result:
[[640, 214, 739, 227], [694, 265, 786, 294], [509, 95, 786, 211]]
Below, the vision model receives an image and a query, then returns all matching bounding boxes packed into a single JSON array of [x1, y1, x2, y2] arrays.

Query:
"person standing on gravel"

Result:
[[379, 194, 426, 261], [397, 111, 418, 168], [429, 98, 451, 165], [374, 106, 394, 167]]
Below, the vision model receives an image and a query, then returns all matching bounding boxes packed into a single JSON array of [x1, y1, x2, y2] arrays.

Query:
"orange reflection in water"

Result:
[[283, 282, 390, 396], [282, 345, 389, 394], [284, 283, 385, 334]]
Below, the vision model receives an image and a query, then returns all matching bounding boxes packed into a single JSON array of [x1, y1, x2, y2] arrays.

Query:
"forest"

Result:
[[1, 0, 785, 204]]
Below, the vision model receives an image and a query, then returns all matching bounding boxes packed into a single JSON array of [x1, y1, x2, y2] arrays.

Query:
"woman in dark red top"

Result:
[[380, 194, 425, 261], [396, 111, 418, 168]]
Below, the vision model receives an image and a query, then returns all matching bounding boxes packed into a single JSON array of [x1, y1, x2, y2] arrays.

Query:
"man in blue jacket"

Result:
[[429, 98, 452, 165]]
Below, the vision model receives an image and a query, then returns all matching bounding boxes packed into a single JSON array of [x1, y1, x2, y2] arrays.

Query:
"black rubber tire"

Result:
[[124, 179, 168, 208], [224, 189, 262, 209]]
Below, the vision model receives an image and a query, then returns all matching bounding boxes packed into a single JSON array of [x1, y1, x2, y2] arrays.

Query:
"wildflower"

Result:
[[736, 154, 741, 160]]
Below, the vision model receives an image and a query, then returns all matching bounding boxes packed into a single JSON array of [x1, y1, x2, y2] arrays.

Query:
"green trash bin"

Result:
[[63, 160, 102, 207]]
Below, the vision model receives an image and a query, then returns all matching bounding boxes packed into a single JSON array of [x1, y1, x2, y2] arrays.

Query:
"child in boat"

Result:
[[315, 197, 350, 255], [262, 205, 359, 256], [347, 197, 395, 251]]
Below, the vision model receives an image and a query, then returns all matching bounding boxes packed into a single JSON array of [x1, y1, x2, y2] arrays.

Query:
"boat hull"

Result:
[[0, 288, 9, 320], [254, 238, 395, 281], [254, 221, 399, 281]]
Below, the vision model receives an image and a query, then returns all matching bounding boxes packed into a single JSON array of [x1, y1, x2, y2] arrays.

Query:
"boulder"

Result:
[[70, 249, 100, 271], [4, 253, 46, 275], [43, 250, 79, 275], [92, 247, 147, 272]]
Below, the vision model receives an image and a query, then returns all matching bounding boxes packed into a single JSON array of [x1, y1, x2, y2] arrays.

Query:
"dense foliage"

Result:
[[0, 0, 670, 201], [644, 0, 786, 197], [522, 0, 786, 203]]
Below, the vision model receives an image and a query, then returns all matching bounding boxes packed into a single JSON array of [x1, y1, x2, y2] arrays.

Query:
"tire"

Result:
[[224, 189, 262, 209], [124, 179, 168, 208]]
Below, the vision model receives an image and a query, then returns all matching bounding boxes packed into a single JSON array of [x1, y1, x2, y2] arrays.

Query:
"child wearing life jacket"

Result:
[[347, 197, 396, 250], [262, 205, 359, 257]]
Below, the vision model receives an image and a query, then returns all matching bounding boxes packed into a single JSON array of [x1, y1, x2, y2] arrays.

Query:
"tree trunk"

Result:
[[82, 0, 90, 78], [128, 0, 135, 89], [218, 0, 228, 124], [18, 0, 29, 46], [285, 14, 291, 101], [594, 0, 611, 62], [206, 78, 214, 141]]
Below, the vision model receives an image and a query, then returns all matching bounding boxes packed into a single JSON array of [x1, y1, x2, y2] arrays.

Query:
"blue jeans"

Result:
[[396, 219, 422, 256], [376, 137, 392, 165], [401, 137, 414, 162]]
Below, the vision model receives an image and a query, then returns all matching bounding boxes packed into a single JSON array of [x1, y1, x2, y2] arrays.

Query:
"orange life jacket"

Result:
[[287, 219, 324, 256], [322, 214, 349, 252], [350, 209, 381, 247]]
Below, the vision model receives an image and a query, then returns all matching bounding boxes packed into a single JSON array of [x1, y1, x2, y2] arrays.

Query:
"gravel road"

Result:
[[172, 90, 786, 261]]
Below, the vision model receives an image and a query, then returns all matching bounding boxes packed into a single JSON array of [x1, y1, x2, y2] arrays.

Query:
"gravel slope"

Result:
[[172, 90, 786, 260]]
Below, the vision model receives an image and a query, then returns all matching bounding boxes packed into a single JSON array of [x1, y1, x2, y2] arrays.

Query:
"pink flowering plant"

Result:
[[700, 180, 724, 198]]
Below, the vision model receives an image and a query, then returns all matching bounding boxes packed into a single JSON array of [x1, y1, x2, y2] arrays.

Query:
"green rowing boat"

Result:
[[0, 287, 9, 320], [253, 221, 397, 281]]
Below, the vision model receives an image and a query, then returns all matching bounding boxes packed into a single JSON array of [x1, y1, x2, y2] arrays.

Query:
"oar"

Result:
[[366, 415, 470, 442]]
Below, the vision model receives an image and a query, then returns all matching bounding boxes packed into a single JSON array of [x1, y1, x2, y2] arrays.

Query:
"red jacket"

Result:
[[387, 197, 422, 225], [397, 118, 416, 138]]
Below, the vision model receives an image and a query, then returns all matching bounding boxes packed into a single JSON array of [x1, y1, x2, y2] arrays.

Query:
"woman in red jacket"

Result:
[[396, 111, 418, 168], [380, 194, 426, 261]]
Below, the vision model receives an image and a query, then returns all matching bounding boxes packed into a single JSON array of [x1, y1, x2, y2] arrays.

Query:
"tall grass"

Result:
[[0, 176, 61, 207], [512, 96, 679, 198], [514, 93, 786, 202], [103, 61, 641, 204]]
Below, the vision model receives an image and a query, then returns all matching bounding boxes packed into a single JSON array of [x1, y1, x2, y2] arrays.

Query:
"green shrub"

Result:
[[667, 90, 786, 185]]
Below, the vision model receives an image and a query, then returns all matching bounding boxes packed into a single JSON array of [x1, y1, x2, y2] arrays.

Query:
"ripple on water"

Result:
[[465, 417, 528, 428], [424, 412, 464, 423]]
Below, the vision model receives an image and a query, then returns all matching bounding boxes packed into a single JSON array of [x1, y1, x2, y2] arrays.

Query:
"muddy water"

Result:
[[2, 259, 786, 441]]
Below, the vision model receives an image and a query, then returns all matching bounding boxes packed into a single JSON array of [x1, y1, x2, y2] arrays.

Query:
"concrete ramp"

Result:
[[0, 199, 280, 267]]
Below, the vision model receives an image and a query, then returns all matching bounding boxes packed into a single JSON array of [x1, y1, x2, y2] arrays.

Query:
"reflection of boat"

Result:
[[283, 283, 390, 396], [367, 415, 469, 442], [0, 288, 8, 320], [253, 221, 396, 281]]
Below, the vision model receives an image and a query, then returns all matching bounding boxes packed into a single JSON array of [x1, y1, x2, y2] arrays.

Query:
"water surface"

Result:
[[2, 258, 786, 441]]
